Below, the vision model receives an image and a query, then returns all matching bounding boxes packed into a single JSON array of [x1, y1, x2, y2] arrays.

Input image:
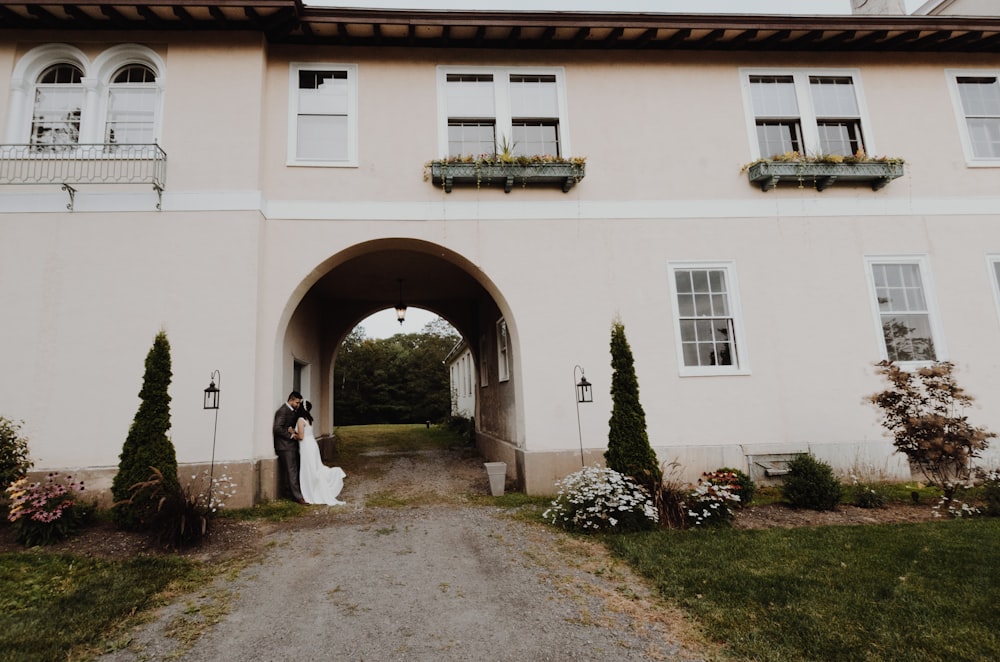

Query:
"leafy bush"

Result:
[[443, 415, 475, 444], [984, 470, 1000, 517], [543, 466, 658, 533], [869, 360, 995, 504], [849, 481, 889, 509], [5, 473, 92, 546], [112, 331, 179, 530], [0, 417, 32, 491], [685, 472, 741, 526], [782, 454, 843, 511], [716, 467, 755, 506]]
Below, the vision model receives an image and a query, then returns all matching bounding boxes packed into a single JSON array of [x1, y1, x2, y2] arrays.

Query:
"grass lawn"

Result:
[[0, 553, 196, 662], [604, 518, 1000, 661]]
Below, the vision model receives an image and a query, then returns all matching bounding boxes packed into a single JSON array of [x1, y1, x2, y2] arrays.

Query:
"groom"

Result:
[[273, 391, 305, 504]]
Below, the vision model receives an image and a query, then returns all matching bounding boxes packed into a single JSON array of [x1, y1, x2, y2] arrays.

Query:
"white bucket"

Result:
[[484, 462, 507, 497]]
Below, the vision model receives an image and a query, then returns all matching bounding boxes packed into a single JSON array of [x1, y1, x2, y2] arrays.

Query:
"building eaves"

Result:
[[1, 2, 999, 52]]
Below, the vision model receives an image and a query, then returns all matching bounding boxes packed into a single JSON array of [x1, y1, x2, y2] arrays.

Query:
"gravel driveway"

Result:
[[100, 447, 710, 661]]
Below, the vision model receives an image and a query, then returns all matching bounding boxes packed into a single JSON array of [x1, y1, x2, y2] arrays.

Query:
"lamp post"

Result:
[[394, 278, 407, 325], [574, 365, 593, 466], [203, 370, 220, 503]]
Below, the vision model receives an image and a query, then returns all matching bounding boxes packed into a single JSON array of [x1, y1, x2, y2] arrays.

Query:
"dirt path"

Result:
[[98, 447, 711, 661]]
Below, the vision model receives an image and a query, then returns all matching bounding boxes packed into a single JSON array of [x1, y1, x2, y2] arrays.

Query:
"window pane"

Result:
[[299, 74, 349, 115], [749, 75, 798, 116], [510, 74, 558, 117], [810, 76, 859, 117], [677, 293, 695, 318], [691, 270, 710, 292], [817, 120, 863, 156], [446, 75, 495, 118], [512, 121, 559, 156], [113, 65, 155, 84], [756, 121, 802, 157], [957, 77, 1000, 117], [448, 122, 495, 157], [107, 87, 157, 144], [882, 314, 936, 362], [675, 270, 693, 294], [679, 319, 696, 342], [32, 87, 82, 147], [297, 115, 348, 161], [967, 118, 1000, 158]]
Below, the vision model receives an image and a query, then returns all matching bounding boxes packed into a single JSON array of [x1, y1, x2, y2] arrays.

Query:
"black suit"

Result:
[[273, 403, 303, 501]]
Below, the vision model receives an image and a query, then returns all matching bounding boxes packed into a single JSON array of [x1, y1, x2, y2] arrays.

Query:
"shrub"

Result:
[[869, 360, 995, 504], [543, 466, 658, 533], [685, 472, 741, 526], [782, 454, 843, 511], [716, 466, 755, 506], [605, 319, 661, 489], [123, 468, 216, 549], [5, 473, 92, 546], [984, 470, 1000, 517], [653, 460, 689, 529], [849, 480, 889, 509], [112, 330, 179, 530], [443, 415, 475, 444], [0, 417, 32, 491]]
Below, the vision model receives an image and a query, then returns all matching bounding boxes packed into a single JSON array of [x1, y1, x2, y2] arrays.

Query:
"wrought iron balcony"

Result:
[[0, 143, 167, 210]]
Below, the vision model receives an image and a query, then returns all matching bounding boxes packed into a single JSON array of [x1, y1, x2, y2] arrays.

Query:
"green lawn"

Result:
[[0, 553, 195, 662], [604, 518, 1000, 661]]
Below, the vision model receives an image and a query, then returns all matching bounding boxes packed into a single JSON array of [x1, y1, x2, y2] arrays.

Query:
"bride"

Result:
[[295, 401, 346, 505]]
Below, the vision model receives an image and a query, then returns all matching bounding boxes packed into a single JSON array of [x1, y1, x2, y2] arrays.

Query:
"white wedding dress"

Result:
[[298, 420, 346, 505]]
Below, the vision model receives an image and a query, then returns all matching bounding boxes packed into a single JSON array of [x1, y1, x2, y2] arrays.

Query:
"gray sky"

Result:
[[309, 1, 930, 14]]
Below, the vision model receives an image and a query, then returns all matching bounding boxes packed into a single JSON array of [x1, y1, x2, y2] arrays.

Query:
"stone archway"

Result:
[[273, 238, 524, 493]]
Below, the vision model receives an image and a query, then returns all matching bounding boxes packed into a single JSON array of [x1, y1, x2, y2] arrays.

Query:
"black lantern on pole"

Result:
[[394, 278, 407, 325], [574, 365, 592, 466], [203, 370, 221, 502], [203, 373, 220, 410]]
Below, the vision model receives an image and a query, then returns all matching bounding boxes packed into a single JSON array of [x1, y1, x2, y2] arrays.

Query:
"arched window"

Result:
[[31, 64, 83, 149], [105, 64, 158, 145]]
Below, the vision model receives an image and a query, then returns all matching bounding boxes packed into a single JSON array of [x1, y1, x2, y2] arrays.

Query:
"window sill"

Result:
[[678, 368, 751, 377], [746, 160, 904, 192], [428, 160, 585, 193]]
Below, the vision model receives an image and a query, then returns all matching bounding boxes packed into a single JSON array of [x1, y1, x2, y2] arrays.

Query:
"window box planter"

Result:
[[428, 160, 585, 193], [746, 160, 904, 192]]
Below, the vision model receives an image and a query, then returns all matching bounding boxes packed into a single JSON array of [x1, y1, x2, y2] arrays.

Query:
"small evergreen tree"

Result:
[[605, 319, 661, 489], [112, 330, 179, 530]]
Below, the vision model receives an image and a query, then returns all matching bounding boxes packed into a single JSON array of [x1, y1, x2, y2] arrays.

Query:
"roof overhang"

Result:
[[1, 2, 999, 52]]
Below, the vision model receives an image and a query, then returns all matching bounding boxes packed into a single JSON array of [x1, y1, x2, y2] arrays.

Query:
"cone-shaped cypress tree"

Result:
[[605, 320, 661, 489], [112, 330, 179, 530]]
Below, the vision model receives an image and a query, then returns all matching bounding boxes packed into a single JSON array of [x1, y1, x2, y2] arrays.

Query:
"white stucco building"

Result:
[[2, 0, 1000, 503]]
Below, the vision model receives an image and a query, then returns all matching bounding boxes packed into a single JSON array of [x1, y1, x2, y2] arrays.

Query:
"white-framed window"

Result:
[[6, 44, 164, 149], [865, 256, 946, 364], [987, 255, 1000, 328], [496, 318, 510, 382], [668, 262, 749, 376], [741, 68, 872, 159], [437, 66, 570, 158], [947, 70, 1000, 165], [105, 64, 158, 146], [288, 64, 358, 167], [479, 335, 489, 387]]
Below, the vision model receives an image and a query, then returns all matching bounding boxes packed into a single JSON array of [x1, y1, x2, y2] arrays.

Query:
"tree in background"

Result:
[[112, 330, 179, 530], [335, 319, 460, 425], [605, 319, 661, 489], [0, 417, 32, 491]]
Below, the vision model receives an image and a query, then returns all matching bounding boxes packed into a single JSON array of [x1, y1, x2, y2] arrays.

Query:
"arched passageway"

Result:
[[276, 238, 523, 488]]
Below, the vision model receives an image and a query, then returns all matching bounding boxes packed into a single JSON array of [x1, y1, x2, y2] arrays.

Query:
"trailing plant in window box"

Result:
[[742, 150, 905, 192], [426, 154, 586, 193]]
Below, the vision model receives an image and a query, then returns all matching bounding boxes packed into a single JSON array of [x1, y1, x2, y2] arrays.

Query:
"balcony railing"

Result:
[[0, 144, 167, 210]]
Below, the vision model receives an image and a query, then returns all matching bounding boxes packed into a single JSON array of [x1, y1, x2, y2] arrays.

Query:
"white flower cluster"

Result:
[[543, 466, 658, 532], [684, 478, 741, 526], [192, 467, 238, 513]]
